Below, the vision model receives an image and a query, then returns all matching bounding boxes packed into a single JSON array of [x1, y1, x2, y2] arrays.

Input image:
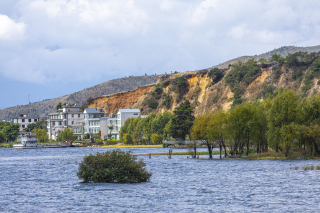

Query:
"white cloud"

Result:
[[0, 14, 25, 40], [0, 0, 320, 86]]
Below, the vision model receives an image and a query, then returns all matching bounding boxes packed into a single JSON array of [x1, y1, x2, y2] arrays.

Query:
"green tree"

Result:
[[170, 100, 195, 141], [32, 128, 49, 143], [56, 128, 76, 142], [280, 123, 298, 157], [77, 149, 152, 183], [151, 133, 163, 144], [25, 120, 47, 132], [267, 88, 299, 152], [56, 102, 62, 111], [0, 122, 19, 142], [171, 76, 189, 96], [0, 131, 5, 143], [207, 109, 227, 158], [192, 113, 214, 158]]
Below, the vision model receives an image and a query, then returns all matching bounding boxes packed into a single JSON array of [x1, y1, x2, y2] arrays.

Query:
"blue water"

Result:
[[1, 148, 320, 212]]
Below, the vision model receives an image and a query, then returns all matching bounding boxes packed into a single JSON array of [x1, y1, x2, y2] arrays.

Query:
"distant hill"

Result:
[[212, 45, 320, 69], [2, 45, 320, 121], [0, 75, 159, 121]]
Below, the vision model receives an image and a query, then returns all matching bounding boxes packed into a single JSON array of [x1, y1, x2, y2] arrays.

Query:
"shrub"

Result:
[[145, 99, 158, 109], [162, 95, 172, 109], [77, 149, 152, 183], [162, 80, 170, 88], [171, 76, 189, 95]]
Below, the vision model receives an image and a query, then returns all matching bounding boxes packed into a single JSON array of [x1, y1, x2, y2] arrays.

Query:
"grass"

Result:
[[101, 145, 163, 148], [0, 142, 18, 148], [244, 149, 319, 160]]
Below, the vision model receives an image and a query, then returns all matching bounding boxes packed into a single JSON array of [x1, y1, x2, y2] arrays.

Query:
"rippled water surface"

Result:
[[1, 147, 320, 212]]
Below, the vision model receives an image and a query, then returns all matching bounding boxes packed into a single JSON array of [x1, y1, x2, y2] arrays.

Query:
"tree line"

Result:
[[120, 100, 194, 145], [121, 88, 320, 159]]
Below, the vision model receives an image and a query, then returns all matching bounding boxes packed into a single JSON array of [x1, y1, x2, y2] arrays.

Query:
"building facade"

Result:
[[12, 113, 46, 131], [47, 106, 84, 140], [83, 108, 106, 136]]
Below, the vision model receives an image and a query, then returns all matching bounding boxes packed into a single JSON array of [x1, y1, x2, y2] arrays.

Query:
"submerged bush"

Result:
[[77, 149, 152, 183]]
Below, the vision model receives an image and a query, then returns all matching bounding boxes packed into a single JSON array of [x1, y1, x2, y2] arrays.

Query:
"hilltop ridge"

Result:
[[1, 45, 320, 121]]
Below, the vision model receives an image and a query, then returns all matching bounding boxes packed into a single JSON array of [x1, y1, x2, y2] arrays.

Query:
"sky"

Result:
[[1, 0, 320, 109]]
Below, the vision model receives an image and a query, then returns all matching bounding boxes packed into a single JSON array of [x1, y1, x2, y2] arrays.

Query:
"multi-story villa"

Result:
[[100, 109, 140, 140], [83, 108, 106, 135], [47, 106, 84, 140], [117, 109, 140, 130], [12, 113, 47, 131]]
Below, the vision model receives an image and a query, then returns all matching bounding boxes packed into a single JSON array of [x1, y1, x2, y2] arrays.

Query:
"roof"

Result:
[[84, 108, 105, 113], [118, 109, 140, 113]]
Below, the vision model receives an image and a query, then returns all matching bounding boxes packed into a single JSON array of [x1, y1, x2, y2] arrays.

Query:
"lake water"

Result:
[[1, 147, 320, 212]]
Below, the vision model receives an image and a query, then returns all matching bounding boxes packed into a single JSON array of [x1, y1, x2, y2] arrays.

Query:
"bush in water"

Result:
[[77, 149, 152, 183]]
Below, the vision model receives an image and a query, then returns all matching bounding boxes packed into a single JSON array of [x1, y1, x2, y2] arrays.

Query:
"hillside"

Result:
[[0, 75, 159, 121], [212, 45, 320, 69], [2, 45, 320, 121], [88, 49, 320, 116]]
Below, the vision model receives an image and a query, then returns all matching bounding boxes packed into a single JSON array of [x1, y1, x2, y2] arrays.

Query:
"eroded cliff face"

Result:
[[87, 85, 154, 115], [89, 65, 320, 116]]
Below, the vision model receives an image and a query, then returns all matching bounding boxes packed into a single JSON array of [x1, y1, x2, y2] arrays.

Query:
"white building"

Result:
[[117, 109, 140, 130], [12, 113, 46, 131], [47, 106, 84, 140], [83, 108, 106, 136], [100, 109, 140, 140], [100, 117, 120, 140]]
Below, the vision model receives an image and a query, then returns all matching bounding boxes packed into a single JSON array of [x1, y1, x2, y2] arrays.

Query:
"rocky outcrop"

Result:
[[88, 85, 154, 115], [89, 63, 320, 117]]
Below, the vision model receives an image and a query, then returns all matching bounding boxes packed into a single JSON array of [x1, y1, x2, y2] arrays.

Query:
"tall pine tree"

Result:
[[170, 100, 195, 140]]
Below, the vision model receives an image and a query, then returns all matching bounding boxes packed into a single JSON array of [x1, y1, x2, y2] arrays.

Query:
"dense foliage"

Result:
[[24, 120, 47, 132], [0, 122, 19, 142], [120, 112, 173, 145], [171, 76, 189, 96], [191, 88, 320, 158], [56, 128, 77, 142], [32, 128, 49, 143], [77, 149, 152, 183], [170, 100, 195, 141]]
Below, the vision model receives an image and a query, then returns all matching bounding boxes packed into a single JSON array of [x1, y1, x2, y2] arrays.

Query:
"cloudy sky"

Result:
[[1, 0, 320, 109]]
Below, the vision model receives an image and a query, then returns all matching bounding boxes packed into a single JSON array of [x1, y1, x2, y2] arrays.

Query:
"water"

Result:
[[1, 148, 320, 212]]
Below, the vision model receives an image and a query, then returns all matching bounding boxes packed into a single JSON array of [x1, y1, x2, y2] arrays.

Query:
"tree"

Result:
[[56, 128, 76, 142], [151, 133, 163, 144], [267, 88, 299, 152], [0, 131, 5, 143], [207, 109, 227, 158], [192, 113, 213, 158], [77, 149, 152, 183], [32, 128, 48, 143], [280, 123, 298, 157], [0, 122, 19, 142], [56, 102, 62, 111], [171, 76, 189, 96], [25, 120, 47, 132], [170, 100, 195, 141]]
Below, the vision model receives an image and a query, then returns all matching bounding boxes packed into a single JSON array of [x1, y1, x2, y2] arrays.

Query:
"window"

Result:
[[59, 121, 62, 126], [34, 119, 37, 122], [22, 119, 25, 122], [28, 119, 31, 122], [22, 125, 25, 128], [52, 121, 55, 126], [134, 113, 138, 115], [78, 114, 80, 118], [72, 114, 74, 118], [72, 121, 74, 125]]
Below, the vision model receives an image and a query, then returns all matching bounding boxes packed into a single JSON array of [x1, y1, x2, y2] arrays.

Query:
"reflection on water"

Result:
[[1, 148, 320, 212]]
